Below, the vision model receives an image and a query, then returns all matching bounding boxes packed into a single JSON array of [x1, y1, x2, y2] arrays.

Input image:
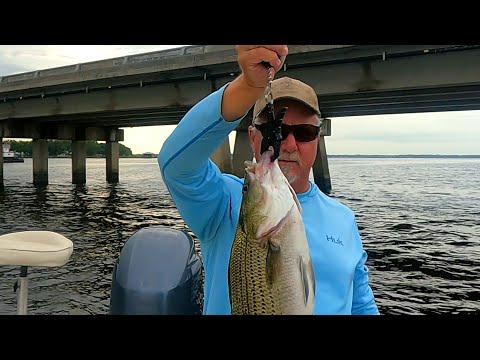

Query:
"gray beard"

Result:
[[279, 163, 299, 184]]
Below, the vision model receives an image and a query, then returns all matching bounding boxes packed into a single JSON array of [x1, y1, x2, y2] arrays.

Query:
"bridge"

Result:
[[1, 44, 480, 192]]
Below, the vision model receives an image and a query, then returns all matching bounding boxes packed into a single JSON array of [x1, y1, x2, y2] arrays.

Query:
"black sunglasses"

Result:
[[253, 123, 320, 142]]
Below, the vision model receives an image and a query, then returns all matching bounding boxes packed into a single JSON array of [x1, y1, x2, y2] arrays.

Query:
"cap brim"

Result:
[[254, 96, 321, 119]]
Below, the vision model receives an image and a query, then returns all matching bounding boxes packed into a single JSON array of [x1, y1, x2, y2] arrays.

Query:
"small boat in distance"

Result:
[[2, 142, 24, 163]]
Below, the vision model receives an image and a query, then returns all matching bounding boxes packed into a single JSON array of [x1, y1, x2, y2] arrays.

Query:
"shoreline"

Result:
[[7, 154, 480, 160]]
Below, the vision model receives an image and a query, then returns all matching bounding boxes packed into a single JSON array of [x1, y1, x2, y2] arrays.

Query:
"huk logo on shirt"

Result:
[[326, 235, 343, 246]]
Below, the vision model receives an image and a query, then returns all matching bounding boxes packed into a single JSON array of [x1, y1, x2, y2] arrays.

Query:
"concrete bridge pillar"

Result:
[[313, 137, 332, 194], [232, 130, 253, 177], [210, 137, 233, 174], [0, 137, 3, 188], [72, 140, 86, 184], [313, 119, 332, 194], [106, 140, 119, 183], [32, 139, 49, 185], [231, 113, 253, 178]]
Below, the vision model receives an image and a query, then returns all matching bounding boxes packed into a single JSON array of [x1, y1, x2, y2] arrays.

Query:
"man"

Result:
[[158, 45, 379, 315]]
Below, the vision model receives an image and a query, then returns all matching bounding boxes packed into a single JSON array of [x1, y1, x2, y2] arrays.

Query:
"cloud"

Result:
[[0, 45, 188, 76], [330, 110, 480, 142], [1, 45, 479, 155], [0, 61, 30, 77]]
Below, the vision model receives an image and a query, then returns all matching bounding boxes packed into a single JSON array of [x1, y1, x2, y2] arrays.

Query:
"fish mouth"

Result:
[[244, 149, 275, 179]]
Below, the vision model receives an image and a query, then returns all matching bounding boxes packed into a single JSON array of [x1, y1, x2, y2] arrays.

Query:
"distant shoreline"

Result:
[[11, 154, 480, 159], [327, 155, 480, 158]]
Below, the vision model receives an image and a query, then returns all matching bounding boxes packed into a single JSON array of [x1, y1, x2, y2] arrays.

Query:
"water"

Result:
[[0, 157, 479, 315]]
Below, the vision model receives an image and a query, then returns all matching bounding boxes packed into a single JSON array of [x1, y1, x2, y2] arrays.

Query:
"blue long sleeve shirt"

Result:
[[158, 83, 379, 315]]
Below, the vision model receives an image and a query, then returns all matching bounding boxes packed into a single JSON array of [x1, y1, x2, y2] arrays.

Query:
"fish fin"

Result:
[[299, 256, 314, 306], [227, 230, 236, 313], [266, 241, 281, 288], [227, 263, 233, 309]]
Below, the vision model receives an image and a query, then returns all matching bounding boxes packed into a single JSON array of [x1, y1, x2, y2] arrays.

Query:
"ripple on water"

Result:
[[1, 157, 479, 315]]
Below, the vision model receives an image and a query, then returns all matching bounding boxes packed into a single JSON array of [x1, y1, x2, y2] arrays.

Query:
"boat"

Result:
[[2, 142, 24, 163], [0, 225, 204, 315]]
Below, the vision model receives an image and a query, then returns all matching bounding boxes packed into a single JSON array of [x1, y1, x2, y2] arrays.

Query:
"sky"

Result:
[[1, 45, 479, 155]]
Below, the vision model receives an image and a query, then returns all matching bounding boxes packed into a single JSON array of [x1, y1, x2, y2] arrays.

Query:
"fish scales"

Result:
[[227, 149, 315, 315], [229, 223, 277, 314]]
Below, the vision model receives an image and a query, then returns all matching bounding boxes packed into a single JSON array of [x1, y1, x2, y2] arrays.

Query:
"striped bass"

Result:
[[228, 149, 315, 315]]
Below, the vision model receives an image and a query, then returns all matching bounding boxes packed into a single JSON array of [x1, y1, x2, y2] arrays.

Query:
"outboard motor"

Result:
[[109, 226, 203, 315]]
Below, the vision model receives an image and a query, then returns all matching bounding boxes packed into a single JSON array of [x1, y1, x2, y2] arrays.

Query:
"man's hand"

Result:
[[235, 45, 288, 89], [221, 45, 288, 122]]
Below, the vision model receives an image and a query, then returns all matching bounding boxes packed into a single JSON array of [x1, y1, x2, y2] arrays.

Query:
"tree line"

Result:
[[4, 140, 133, 157]]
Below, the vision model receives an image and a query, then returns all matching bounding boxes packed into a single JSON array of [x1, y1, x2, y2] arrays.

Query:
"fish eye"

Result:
[[242, 184, 248, 192]]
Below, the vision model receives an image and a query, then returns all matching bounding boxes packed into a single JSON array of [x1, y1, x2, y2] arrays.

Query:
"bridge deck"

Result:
[[1, 45, 480, 128]]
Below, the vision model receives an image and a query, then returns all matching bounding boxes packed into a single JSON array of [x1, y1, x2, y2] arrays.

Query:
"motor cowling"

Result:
[[109, 226, 203, 315]]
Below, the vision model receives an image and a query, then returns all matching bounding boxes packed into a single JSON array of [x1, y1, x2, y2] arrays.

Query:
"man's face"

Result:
[[248, 99, 320, 194]]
